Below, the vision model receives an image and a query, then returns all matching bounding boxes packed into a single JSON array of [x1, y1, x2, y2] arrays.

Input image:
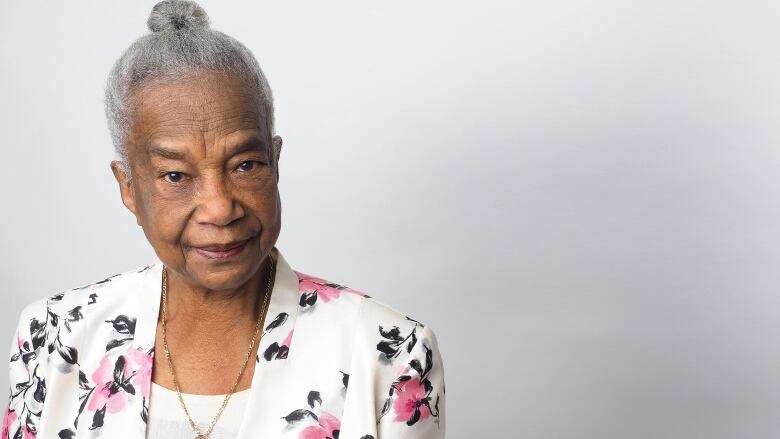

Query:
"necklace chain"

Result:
[[160, 255, 275, 439]]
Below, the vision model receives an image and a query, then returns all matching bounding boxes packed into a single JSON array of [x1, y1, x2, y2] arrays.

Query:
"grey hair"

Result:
[[104, 0, 275, 182]]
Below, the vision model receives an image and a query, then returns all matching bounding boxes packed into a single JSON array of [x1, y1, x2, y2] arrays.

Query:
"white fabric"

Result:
[[145, 382, 250, 439]]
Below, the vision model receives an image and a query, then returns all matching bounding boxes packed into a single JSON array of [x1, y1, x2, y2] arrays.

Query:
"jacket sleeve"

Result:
[[376, 324, 446, 439], [3, 301, 48, 439]]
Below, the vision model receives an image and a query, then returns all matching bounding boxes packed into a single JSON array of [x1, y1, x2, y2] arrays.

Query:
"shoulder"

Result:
[[292, 268, 442, 368], [356, 297, 438, 371], [299, 275, 446, 431], [292, 269, 437, 346], [48, 262, 155, 310], [9, 262, 155, 361]]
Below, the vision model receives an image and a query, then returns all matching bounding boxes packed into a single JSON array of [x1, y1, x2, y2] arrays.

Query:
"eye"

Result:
[[163, 171, 186, 183], [237, 160, 261, 172]]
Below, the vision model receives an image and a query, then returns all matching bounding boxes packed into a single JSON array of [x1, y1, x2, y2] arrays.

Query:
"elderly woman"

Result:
[[2, 1, 444, 438]]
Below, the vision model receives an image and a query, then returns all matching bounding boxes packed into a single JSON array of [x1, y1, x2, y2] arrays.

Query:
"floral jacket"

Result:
[[3, 247, 445, 438]]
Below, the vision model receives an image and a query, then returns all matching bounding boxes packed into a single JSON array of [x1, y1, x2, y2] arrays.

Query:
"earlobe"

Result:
[[272, 135, 283, 156], [272, 135, 283, 182]]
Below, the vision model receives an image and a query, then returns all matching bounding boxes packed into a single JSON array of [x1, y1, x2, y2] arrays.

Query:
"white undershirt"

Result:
[[146, 382, 251, 439]]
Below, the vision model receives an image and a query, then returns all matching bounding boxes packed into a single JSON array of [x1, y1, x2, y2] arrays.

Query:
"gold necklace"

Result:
[[160, 256, 275, 439]]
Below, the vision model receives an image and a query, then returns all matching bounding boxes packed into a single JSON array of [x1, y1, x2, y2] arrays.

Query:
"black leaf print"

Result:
[[409, 359, 423, 376], [405, 315, 423, 326], [376, 341, 397, 358], [264, 312, 288, 332], [307, 390, 322, 408], [407, 330, 417, 353], [113, 356, 136, 395], [340, 371, 349, 389], [333, 429, 340, 439], [380, 396, 392, 416], [12, 426, 22, 439], [33, 377, 46, 403], [407, 406, 421, 426], [30, 318, 46, 350], [58, 429, 76, 438], [137, 264, 152, 273], [56, 342, 78, 364], [88, 293, 97, 305], [423, 345, 433, 377], [379, 326, 403, 341], [106, 337, 133, 352], [90, 405, 106, 430], [105, 315, 136, 335], [75, 273, 122, 291], [282, 409, 318, 423], [21, 343, 37, 364], [48, 310, 59, 328], [141, 397, 149, 424], [24, 412, 35, 431], [262, 342, 289, 361], [50, 292, 65, 302], [68, 306, 82, 319], [75, 387, 95, 429], [299, 291, 317, 307], [78, 370, 90, 390], [376, 323, 420, 362], [360, 436, 375, 439]]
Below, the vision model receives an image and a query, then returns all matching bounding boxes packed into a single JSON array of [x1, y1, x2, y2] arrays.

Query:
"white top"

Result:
[[146, 382, 251, 439]]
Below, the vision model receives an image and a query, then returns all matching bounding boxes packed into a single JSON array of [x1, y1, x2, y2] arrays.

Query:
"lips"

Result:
[[193, 235, 254, 260], [195, 238, 251, 252]]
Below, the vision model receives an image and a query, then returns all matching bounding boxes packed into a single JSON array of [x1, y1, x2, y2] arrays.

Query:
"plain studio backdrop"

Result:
[[1, 1, 779, 437]]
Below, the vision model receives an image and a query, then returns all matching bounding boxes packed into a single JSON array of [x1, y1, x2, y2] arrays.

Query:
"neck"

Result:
[[161, 249, 276, 335]]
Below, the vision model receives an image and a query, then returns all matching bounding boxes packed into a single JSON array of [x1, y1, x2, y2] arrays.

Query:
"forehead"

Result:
[[128, 71, 268, 151]]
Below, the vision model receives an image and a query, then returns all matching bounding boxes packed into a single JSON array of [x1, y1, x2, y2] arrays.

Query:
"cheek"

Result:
[[138, 192, 191, 241], [242, 187, 280, 216]]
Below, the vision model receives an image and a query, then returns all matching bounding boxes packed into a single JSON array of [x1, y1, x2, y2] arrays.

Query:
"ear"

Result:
[[110, 160, 142, 226], [272, 135, 283, 183]]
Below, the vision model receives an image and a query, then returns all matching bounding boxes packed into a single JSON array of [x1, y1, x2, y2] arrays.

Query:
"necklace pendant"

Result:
[[195, 435, 209, 439]]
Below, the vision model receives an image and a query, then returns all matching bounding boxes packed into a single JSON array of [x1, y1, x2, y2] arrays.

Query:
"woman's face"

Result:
[[111, 71, 282, 291]]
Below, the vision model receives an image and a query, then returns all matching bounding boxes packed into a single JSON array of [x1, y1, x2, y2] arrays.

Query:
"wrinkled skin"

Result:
[[110, 70, 283, 394]]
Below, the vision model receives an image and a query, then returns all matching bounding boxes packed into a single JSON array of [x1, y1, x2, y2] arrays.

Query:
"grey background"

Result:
[[1, 1, 779, 437]]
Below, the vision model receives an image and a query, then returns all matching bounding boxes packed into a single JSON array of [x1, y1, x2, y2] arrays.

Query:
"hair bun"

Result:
[[147, 0, 210, 33]]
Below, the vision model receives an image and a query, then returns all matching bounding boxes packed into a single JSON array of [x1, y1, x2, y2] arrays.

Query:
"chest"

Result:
[[149, 325, 259, 395]]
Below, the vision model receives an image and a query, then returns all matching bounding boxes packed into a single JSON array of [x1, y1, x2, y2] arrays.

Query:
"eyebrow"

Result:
[[147, 136, 266, 161], [148, 145, 185, 160]]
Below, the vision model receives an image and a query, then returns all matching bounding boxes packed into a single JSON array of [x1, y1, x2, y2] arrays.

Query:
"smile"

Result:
[[193, 236, 252, 260]]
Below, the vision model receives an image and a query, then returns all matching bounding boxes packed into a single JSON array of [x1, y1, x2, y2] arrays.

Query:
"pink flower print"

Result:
[[2, 405, 16, 438], [299, 411, 341, 439], [296, 272, 367, 309], [22, 424, 36, 439], [299, 275, 341, 302], [126, 348, 153, 399], [3, 407, 36, 439], [87, 355, 135, 414], [393, 377, 430, 425], [281, 329, 294, 349]]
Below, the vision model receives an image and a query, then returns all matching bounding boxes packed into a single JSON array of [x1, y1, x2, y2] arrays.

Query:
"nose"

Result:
[[193, 173, 244, 226]]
